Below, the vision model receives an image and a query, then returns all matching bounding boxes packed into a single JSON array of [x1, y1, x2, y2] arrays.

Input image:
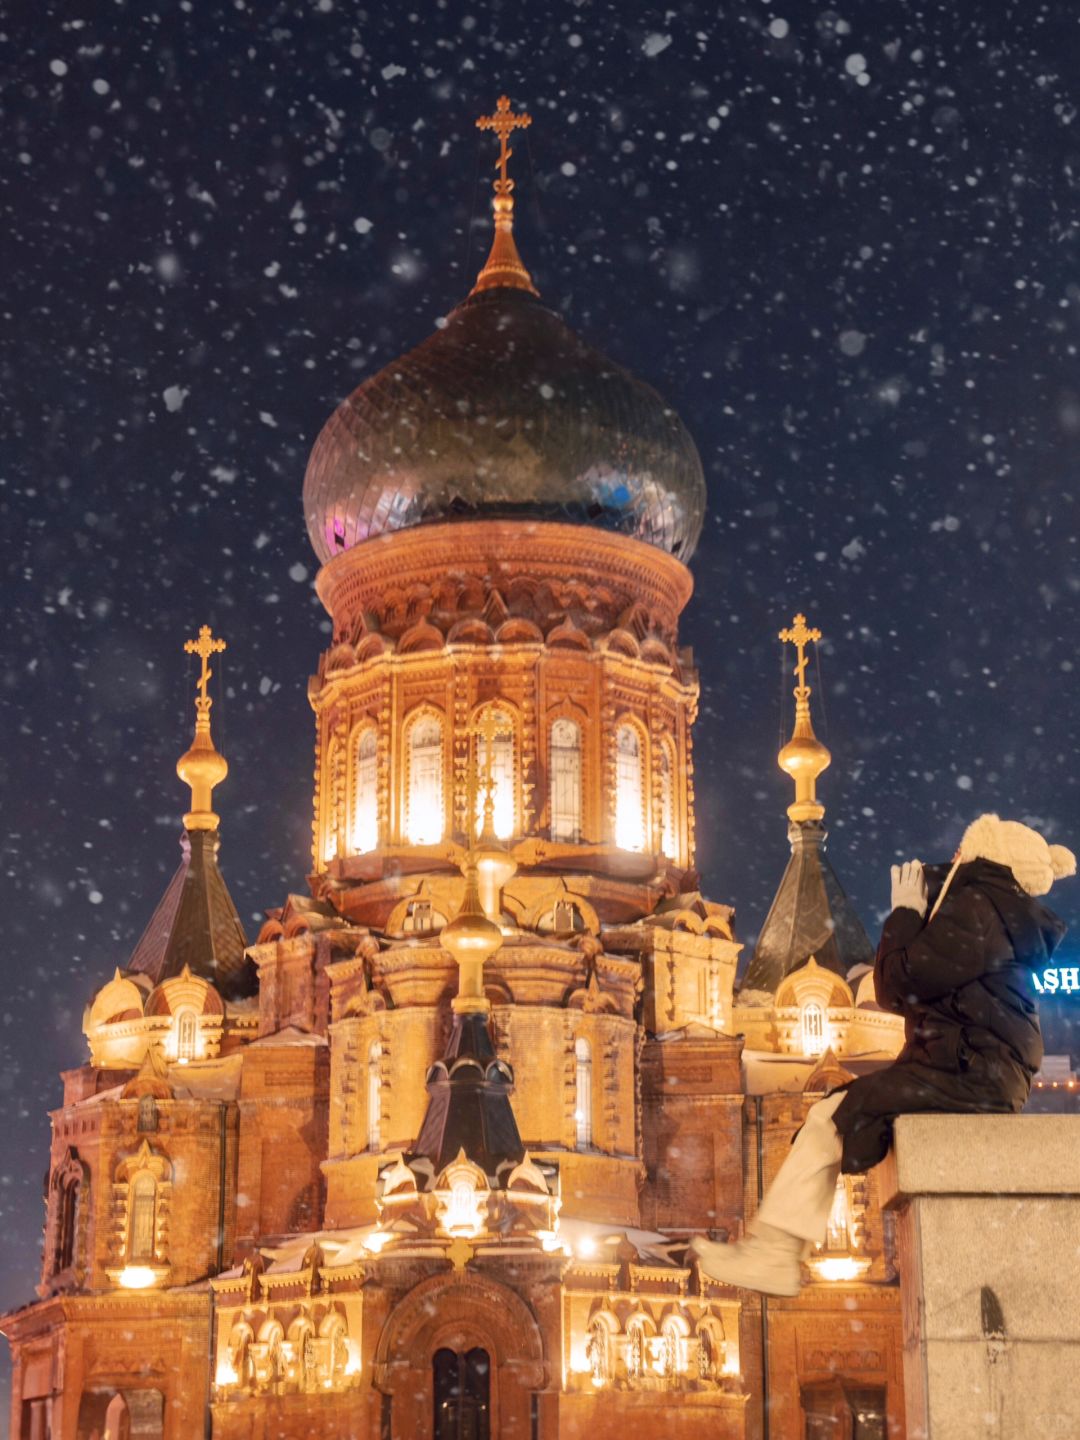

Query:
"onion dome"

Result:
[[303, 98, 706, 566]]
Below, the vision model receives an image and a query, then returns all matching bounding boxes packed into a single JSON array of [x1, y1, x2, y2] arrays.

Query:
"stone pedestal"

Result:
[[879, 1114, 1080, 1440]]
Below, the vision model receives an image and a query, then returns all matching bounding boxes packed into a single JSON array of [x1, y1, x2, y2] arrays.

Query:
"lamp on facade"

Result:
[[812, 1256, 868, 1282], [215, 1358, 239, 1388], [116, 1264, 158, 1290]]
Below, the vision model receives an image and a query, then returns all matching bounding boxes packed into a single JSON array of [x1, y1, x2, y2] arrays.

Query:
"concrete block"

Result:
[[885, 1113, 1080, 1440], [880, 1114, 1080, 1204]]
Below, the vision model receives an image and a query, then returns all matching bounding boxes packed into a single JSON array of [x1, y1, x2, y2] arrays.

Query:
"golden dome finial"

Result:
[[442, 856, 503, 1015], [176, 625, 229, 832], [471, 95, 538, 297], [777, 612, 831, 824]]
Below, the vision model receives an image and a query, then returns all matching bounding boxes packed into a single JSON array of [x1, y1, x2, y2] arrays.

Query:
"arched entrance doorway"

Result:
[[433, 1347, 490, 1440], [374, 1272, 544, 1440], [76, 1388, 163, 1440]]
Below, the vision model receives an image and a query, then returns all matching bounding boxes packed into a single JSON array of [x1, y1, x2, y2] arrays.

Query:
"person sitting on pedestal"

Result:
[[692, 813, 1076, 1296]]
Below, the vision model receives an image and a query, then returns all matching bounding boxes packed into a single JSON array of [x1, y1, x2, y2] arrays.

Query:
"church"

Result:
[[2, 100, 908, 1440]]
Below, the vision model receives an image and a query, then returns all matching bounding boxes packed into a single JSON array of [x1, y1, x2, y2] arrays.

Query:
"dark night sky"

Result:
[[3, 0, 1080, 1391]]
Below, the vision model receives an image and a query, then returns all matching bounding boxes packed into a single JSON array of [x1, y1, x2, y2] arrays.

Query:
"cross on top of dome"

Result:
[[471, 95, 538, 297], [476, 95, 532, 196]]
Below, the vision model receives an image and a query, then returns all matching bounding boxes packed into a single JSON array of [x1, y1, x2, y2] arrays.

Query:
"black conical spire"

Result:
[[405, 1011, 525, 1188], [741, 821, 873, 993]]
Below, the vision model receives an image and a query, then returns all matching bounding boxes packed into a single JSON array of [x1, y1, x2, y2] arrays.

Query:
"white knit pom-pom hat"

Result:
[[956, 814, 1077, 897], [926, 813, 1076, 924]]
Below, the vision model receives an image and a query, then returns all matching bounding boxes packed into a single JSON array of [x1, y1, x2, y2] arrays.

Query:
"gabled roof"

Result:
[[127, 829, 254, 1000], [740, 821, 873, 994]]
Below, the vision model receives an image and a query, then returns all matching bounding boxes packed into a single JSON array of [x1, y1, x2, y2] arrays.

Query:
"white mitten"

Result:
[[890, 860, 928, 917]]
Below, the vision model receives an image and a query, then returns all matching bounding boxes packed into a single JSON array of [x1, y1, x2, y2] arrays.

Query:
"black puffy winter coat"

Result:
[[831, 857, 1065, 1173]]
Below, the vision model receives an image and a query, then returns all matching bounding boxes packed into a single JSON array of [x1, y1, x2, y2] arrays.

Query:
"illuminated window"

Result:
[[368, 1042, 382, 1151], [626, 1322, 646, 1380], [575, 1037, 593, 1149], [587, 1320, 610, 1386], [658, 743, 676, 858], [441, 1175, 486, 1237], [404, 899, 434, 933], [176, 1009, 197, 1062], [550, 718, 582, 842], [129, 1174, 157, 1262], [696, 1328, 714, 1381], [323, 736, 341, 864], [474, 707, 515, 840], [406, 713, 444, 845], [825, 1175, 850, 1252], [614, 725, 646, 852], [353, 728, 378, 853], [56, 1177, 80, 1273], [659, 1319, 687, 1379], [801, 1002, 827, 1056], [323, 1315, 349, 1387], [553, 899, 578, 933]]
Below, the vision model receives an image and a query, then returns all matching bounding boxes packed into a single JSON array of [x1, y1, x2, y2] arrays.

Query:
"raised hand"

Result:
[[890, 860, 928, 917]]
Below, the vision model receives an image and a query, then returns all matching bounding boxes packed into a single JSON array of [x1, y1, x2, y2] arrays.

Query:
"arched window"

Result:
[[322, 736, 341, 865], [474, 706, 515, 840], [696, 1327, 715, 1381], [404, 899, 435, 933], [129, 1173, 157, 1262], [614, 725, 646, 852], [406, 713, 444, 845], [353, 728, 378, 853], [825, 1175, 850, 1251], [550, 718, 582, 843], [658, 742, 676, 859], [322, 1315, 349, 1387], [575, 1037, 593, 1149], [587, 1320, 610, 1386], [228, 1323, 255, 1389], [176, 1009, 198, 1063], [553, 899, 579, 933], [367, 1042, 382, 1151], [801, 1002, 827, 1057], [660, 1321, 681, 1379], [626, 1321, 646, 1380], [57, 1177, 80, 1273]]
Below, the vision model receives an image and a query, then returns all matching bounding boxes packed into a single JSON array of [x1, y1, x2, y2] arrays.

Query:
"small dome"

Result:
[[303, 287, 706, 565]]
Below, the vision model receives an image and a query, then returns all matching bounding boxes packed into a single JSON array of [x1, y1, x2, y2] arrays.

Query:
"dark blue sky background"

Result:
[[3, 0, 1080, 1389]]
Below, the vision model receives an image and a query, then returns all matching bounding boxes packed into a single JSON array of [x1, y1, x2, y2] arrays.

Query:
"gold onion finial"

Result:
[[442, 857, 503, 1015], [176, 625, 229, 832], [471, 95, 538, 297], [777, 613, 831, 824]]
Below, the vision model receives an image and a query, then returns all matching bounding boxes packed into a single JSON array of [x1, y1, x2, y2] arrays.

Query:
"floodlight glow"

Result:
[[117, 1265, 157, 1290], [814, 1256, 863, 1281]]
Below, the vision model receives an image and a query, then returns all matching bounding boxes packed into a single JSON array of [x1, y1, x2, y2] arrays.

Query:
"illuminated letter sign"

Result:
[[1033, 968, 1080, 996]]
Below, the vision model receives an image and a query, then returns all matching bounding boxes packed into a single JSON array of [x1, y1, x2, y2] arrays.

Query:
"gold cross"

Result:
[[183, 624, 226, 710], [779, 612, 821, 697], [469, 706, 514, 840], [476, 96, 531, 197]]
